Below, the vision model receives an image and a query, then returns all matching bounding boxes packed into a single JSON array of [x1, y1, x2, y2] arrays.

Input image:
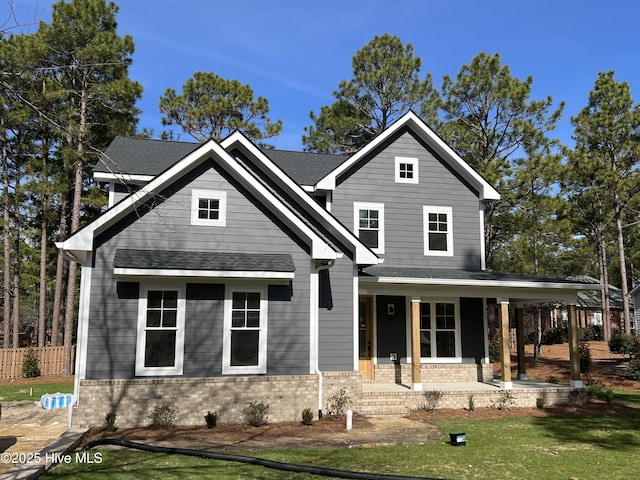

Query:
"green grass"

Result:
[[0, 381, 73, 401], [44, 407, 640, 480]]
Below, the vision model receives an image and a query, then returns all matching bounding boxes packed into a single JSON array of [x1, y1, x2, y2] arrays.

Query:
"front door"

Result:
[[358, 296, 374, 380]]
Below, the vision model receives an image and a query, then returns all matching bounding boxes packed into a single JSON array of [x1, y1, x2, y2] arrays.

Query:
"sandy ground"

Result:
[[0, 401, 68, 475]]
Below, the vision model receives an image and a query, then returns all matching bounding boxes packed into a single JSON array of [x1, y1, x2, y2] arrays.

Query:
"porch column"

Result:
[[499, 299, 512, 390], [516, 307, 527, 380], [568, 303, 582, 388], [411, 297, 422, 391]]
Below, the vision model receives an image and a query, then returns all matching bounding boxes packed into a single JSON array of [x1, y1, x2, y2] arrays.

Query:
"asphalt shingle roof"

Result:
[[361, 266, 592, 285], [95, 137, 347, 186], [114, 249, 295, 272], [96, 137, 199, 176]]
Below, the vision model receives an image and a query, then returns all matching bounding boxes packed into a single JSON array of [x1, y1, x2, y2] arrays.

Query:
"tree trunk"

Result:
[[1, 121, 11, 348], [51, 193, 70, 347], [38, 204, 48, 347], [614, 192, 632, 334], [63, 78, 88, 375], [598, 230, 612, 343], [11, 164, 21, 347]]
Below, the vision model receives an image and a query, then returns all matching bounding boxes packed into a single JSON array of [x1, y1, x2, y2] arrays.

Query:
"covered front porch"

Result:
[[358, 266, 603, 397]]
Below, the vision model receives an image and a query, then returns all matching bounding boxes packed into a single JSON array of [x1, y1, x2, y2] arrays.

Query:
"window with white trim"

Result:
[[354, 202, 384, 254], [419, 301, 459, 359], [191, 189, 227, 226], [395, 157, 419, 184], [423, 206, 453, 256], [223, 288, 267, 374], [136, 286, 185, 376]]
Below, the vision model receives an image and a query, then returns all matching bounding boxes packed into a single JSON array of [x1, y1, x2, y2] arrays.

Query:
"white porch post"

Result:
[[499, 299, 512, 390], [568, 303, 583, 388], [411, 297, 422, 391]]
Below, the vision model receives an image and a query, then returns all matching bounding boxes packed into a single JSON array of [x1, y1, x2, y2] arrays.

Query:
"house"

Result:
[[58, 112, 600, 427]]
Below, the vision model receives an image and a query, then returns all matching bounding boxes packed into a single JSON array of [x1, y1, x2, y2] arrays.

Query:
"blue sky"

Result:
[[13, 0, 640, 151]]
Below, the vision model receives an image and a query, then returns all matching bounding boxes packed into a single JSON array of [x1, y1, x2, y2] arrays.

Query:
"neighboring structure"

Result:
[[58, 112, 600, 426]]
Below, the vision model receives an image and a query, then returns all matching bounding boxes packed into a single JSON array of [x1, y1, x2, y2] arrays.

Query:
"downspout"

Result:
[[313, 259, 335, 419]]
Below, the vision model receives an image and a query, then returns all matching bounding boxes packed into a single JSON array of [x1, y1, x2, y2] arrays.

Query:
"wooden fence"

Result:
[[0, 346, 73, 379]]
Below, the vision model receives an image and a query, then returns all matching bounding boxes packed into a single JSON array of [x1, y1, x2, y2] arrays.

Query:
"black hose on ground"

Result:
[[82, 438, 448, 480]]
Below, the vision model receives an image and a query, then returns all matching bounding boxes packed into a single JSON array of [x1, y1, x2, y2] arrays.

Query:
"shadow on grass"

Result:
[[532, 408, 640, 452]]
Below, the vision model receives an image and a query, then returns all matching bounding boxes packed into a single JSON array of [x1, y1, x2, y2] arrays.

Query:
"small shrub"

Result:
[[468, 394, 475, 411], [536, 397, 545, 409], [578, 327, 596, 341], [543, 327, 567, 345], [491, 389, 516, 410], [579, 342, 592, 374], [546, 375, 559, 384], [567, 389, 587, 406], [609, 333, 640, 359], [301, 408, 313, 426], [629, 358, 640, 380], [105, 411, 117, 432], [242, 401, 269, 427], [149, 405, 178, 428], [204, 411, 218, 429], [420, 390, 443, 412], [22, 347, 41, 378], [326, 388, 352, 417], [488, 332, 501, 363]]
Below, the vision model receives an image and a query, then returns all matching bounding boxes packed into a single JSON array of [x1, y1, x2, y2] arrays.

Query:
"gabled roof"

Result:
[[314, 111, 501, 201], [221, 131, 379, 265], [93, 136, 347, 187], [58, 139, 339, 264]]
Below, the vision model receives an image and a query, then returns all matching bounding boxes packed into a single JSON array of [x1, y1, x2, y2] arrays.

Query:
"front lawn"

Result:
[[44, 402, 640, 480], [0, 381, 73, 402]]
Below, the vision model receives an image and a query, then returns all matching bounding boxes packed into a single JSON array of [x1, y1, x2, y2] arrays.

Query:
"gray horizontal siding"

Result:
[[318, 257, 354, 371], [332, 131, 483, 269], [86, 160, 314, 379]]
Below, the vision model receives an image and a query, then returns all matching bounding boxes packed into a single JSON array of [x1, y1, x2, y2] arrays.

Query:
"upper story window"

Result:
[[423, 206, 453, 256], [135, 286, 185, 376], [354, 202, 385, 254], [395, 157, 419, 184], [191, 189, 227, 226]]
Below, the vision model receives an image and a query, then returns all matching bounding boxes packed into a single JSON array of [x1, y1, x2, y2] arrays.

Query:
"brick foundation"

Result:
[[75, 372, 362, 428], [373, 363, 494, 384]]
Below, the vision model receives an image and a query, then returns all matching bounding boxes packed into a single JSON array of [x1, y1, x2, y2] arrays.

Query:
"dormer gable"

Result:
[[315, 111, 500, 202]]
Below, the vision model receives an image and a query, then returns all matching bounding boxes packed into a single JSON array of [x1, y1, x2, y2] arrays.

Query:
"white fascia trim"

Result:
[[114, 267, 294, 279], [61, 139, 337, 261], [93, 172, 155, 183], [221, 132, 379, 265], [315, 111, 500, 201], [362, 276, 602, 290]]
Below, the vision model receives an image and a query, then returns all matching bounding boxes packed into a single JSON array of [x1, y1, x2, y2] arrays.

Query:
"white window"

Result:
[[223, 288, 268, 374], [419, 300, 460, 361], [354, 202, 385, 254], [423, 206, 453, 256], [136, 286, 185, 376], [191, 189, 227, 226], [395, 157, 419, 184]]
